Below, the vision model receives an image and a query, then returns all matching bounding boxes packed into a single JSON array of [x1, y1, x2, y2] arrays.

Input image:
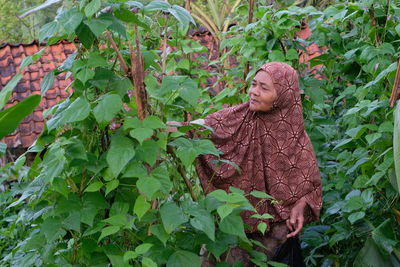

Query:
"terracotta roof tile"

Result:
[[0, 41, 76, 148]]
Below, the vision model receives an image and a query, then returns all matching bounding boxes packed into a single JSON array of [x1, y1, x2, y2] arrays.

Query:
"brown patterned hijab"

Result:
[[196, 62, 322, 230]]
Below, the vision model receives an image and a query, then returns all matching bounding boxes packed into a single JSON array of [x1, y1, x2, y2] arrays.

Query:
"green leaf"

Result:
[[149, 224, 169, 245], [178, 78, 200, 107], [41, 71, 55, 95], [136, 140, 159, 166], [286, 48, 298, 60], [85, 0, 101, 17], [143, 116, 166, 129], [0, 94, 41, 139], [47, 96, 91, 131], [103, 214, 128, 227], [106, 136, 135, 177], [76, 68, 95, 84], [219, 214, 246, 238], [58, 7, 83, 34], [134, 195, 150, 220], [105, 179, 119, 196], [75, 22, 96, 49], [130, 128, 153, 144], [85, 180, 103, 192], [160, 202, 188, 234], [217, 204, 234, 220], [123, 162, 147, 178], [41, 217, 66, 243], [190, 210, 215, 241], [145, 1, 171, 11], [167, 250, 201, 267], [168, 5, 196, 27], [136, 177, 161, 200], [250, 190, 273, 199], [99, 225, 120, 241], [365, 133, 382, 145], [348, 211, 365, 224], [354, 238, 392, 267], [39, 21, 59, 42], [93, 94, 122, 124], [84, 18, 112, 37], [142, 257, 157, 267], [36, 146, 66, 184], [123, 251, 138, 262], [208, 190, 228, 202], [257, 222, 267, 234], [87, 53, 108, 68], [135, 243, 153, 254], [0, 73, 22, 110], [251, 213, 274, 220], [371, 219, 397, 256]]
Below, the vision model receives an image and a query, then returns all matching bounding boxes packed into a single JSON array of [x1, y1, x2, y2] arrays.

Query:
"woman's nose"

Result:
[[249, 85, 259, 96]]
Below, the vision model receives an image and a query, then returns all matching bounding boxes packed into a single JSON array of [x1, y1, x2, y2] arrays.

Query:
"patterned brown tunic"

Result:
[[196, 62, 322, 231]]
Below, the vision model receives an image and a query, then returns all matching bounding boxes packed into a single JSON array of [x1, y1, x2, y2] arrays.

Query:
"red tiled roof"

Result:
[[0, 41, 76, 148]]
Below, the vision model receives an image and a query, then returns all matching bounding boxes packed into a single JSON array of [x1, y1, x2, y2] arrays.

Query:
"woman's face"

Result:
[[248, 70, 278, 112]]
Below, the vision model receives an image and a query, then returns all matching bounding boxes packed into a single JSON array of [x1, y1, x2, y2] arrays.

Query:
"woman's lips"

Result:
[[250, 99, 259, 104]]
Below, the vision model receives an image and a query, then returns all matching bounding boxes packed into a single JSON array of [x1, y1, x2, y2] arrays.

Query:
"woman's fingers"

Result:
[[286, 219, 293, 232], [286, 214, 304, 238]]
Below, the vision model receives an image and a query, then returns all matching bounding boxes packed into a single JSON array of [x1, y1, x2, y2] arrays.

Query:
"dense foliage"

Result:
[[1, 0, 400, 266]]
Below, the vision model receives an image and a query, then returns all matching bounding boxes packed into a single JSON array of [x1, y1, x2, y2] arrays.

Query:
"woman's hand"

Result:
[[286, 198, 307, 238]]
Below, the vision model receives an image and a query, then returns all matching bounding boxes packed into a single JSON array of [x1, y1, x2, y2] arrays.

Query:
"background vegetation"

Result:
[[1, 0, 400, 266]]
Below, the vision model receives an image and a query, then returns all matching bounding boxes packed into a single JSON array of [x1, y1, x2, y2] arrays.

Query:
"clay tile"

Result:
[[45, 88, 57, 99], [46, 98, 58, 108], [22, 114, 33, 123], [34, 121, 44, 134], [14, 56, 22, 66], [42, 63, 56, 72], [30, 71, 40, 81], [1, 75, 10, 86], [0, 46, 11, 60], [19, 121, 34, 136], [5, 135, 22, 148], [31, 81, 40, 91], [21, 135, 34, 148], [11, 46, 24, 58], [33, 110, 43, 122], [24, 44, 39, 56], [1, 65, 16, 77], [0, 57, 12, 68], [15, 83, 28, 93], [28, 64, 39, 72]]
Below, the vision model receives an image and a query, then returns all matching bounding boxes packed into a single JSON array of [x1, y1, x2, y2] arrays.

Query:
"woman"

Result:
[[193, 62, 322, 266]]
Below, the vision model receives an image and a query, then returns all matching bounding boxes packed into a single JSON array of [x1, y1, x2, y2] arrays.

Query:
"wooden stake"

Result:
[[105, 32, 129, 74], [390, 57, 400, 107]]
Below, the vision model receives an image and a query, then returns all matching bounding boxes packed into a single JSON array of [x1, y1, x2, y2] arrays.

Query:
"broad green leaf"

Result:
[[136, 140, 159, 166], [0, 94, 41, 139], [136, 177, 161, 200], [84, 18, 112, 37], [394, 101, 400, 194], [135, 243, 153, 254], [167, 250, 201, 267], [217, 204, 234, 220], [250, 190, 273, 199], [41, 217, 66, 243], [93, 94, 122, 123], [85, 0, 101, 17], [103, 214, 127, 227], [87, 53, 108, 68], [219, 214, 246, 238], [142, 257, 157, 267], [354, 238, 392, 267], [123, 251, 138, 262], [168, 5, 196, 27], [208, 190, 228, 202], [36, 147, 66, 184], [149, 224, 169, 245], [41, 71, 55, 95], [123, 162, 147, 178], [76, 68, 95, 84], [0, 73, 22, 110], [75, 22, 96, 49], [47, 97, 91, 131], [105, 179, 119, 196], [106, 136, 135, 177], [58, 7, 83, 34], [85, 180, 103, 192], [39, 21, 59, 42], [190, 210, 215, 241], [371, 219, 397, 256], [178, 78, 200, 107], [145, 1, 171, 11], [143, 116, 165, 129], [134, 194, 150, 220], [98, 225, 120, 241], [160, 202, 188, 233], [251, 213, 274, 220], [257, 222, 267, 234], [130, 128, 153, 144], [348, 211, 365, 224], [365, 133, 382, 145]]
